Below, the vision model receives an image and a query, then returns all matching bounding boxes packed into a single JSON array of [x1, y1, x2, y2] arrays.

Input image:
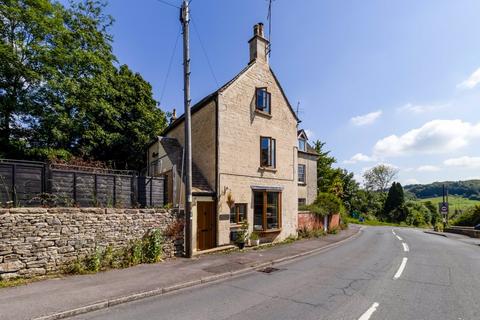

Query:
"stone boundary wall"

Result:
[[445, 226, 480, 238], [0, 208, 184, 280]]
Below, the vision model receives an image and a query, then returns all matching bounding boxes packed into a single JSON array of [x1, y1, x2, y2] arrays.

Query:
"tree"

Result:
[[313, 140, 338, 193], [384, 182, 405, 222], [0, 0, 65, 157], [363, 164, 398, 192], [1, 0, 167, 169]]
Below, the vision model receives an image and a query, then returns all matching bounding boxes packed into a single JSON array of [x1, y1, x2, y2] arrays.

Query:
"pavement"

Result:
[[0, 226, 360, 320], [67, 226, 480, 320], [424, 229, 480, 246]]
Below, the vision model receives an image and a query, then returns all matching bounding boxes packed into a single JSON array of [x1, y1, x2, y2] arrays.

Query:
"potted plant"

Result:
[[235, 220, 248, 249], [249, 231, 260, 246]]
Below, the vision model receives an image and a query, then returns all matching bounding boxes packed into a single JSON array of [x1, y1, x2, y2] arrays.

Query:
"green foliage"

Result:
[[249, 231, 259, 240], [0, 0, 167, 170], [298, 226, 326, 239], [434, 222, 444, 232], [404, 201, 431, 227], [453, 205, 480, 226], [142, 229, 163, 263], [65, 229, 165, 275], [307, 193, 345, 217], [405, 179, 480, 199], [383, 182, 405, 222], [235, 220, 249, 245], [86, 249, 102, 272], [363, 165, 398, 192]]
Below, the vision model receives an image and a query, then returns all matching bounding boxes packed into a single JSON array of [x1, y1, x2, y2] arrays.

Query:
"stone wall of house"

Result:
[[0, 207, 184, 280], [217, 59, 299, 244], [298, 152, 318, 205]]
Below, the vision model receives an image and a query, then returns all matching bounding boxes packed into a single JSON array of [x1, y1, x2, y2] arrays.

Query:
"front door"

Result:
[[197, 201, 215, 251]]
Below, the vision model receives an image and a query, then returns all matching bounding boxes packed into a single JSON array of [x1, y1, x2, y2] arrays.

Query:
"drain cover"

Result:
[[258, 267, 280, 274]]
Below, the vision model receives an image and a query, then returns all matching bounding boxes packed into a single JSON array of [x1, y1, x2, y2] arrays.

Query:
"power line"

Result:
[[159, 27, 182, 106], [155, 0, 180, 9], [191, 16, 219, 87]]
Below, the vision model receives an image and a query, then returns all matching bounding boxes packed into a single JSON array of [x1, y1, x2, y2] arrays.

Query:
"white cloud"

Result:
[[417, 165, 440, 172], [343, 153, 375, 164], [444, 156, 480, 169], [403, 178, 420, 185], [396, 103, 447, 114], [373, 119, 480, 157], [350, 110, 382, 126], [457, 67, 480, 89]]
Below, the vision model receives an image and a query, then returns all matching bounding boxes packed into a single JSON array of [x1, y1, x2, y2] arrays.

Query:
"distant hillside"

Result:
[[405, 180, 480, 200]]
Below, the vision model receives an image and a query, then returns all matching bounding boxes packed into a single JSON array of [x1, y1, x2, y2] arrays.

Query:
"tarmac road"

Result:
[[70, 226, 480, 320]]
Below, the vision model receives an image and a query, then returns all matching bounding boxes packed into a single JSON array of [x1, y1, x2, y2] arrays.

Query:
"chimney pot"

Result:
[[170, 108, 177, 124], [249, 23, 269, 64]]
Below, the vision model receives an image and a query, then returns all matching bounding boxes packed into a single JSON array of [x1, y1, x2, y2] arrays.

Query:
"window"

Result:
[[298, 198, 306, 207], [253, 191, 281, 231], [256, 88, 271, 114], [260, 137, 276, 168], [298, 164, 306, 183], [230, 203, 247, 224], [298, 138, 306, 152]]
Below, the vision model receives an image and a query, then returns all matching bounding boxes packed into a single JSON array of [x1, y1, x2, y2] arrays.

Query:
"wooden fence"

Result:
[[0, 159, 166, 208]]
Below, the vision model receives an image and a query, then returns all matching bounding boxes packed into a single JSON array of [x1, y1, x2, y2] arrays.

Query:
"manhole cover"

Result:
[[258, 267, 280, 274]]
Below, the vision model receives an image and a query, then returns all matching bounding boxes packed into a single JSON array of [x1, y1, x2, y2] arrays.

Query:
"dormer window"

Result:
[[256, 88, 271, 114], [298, 138, 306, 152]]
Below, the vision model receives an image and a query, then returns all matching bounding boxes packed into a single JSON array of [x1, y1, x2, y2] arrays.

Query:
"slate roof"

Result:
[[297, 129, 320, 157], [157, 137, 214, 194]]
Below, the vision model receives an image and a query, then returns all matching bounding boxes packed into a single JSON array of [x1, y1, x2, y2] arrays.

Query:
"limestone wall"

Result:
[[0, 207, 184, 280]]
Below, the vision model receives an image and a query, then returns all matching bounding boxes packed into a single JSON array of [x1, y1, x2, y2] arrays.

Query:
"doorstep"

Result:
[[193, 245, 237, 256]]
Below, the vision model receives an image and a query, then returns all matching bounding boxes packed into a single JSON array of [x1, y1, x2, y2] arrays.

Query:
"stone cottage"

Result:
[[147, 23, 318, 253]]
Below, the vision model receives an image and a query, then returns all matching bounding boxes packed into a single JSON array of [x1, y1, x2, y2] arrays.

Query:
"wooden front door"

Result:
[[197, 201, 215, 251]]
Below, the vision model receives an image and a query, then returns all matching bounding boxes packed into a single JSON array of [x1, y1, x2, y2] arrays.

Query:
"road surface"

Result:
[[71, 226, 480, 320]]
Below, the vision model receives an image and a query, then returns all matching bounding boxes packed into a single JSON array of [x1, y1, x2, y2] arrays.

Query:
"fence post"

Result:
[[73, 172, 77, 204], [94, 174, 98, 206], [163, 176, 168, 207], [150, 177, 153, 207], [11, 164, 16, 207], [131, 173, 137, 207], [113, 175, 117, 207]]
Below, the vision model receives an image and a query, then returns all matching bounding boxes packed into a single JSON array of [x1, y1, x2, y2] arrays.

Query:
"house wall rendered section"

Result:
[[298, 152, 318, 205], [217, 61, 298, 244], [166, 100, 217, 191]]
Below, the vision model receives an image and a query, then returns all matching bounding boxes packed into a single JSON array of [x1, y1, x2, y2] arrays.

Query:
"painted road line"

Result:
[[393, 257, 408, 279], [395, 235, 403, 241], [358, 302, 380, 320], [392, 229, 396, 235], [402, 242, 409, 252]]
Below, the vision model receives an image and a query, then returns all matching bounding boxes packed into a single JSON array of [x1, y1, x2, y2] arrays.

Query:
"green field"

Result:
[[414, 195, 479, 217]]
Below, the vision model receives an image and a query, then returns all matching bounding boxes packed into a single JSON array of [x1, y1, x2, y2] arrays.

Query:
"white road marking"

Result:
[[395, 235, 403, 241], [392, 229, 396, 235], [402, 242, 409, 252], [358, 302, 380, 320], [393, 257, 408, 279]]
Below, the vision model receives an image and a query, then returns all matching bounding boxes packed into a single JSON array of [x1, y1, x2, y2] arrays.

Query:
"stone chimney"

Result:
[[249, 22, 269, 64], [170, 108, 177, 124]]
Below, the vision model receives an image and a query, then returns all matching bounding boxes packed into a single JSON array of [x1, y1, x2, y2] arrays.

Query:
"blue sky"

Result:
[[61, 0, 480, 185]]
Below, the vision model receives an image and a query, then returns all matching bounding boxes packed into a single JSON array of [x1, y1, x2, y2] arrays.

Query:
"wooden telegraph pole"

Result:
[[180, 0, 193, 258]]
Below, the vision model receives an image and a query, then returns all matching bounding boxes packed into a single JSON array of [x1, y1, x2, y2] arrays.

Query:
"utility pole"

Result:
[[180, 0, 193, 258]]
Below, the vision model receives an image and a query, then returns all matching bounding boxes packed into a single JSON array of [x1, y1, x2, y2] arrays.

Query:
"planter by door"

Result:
[[197, 201, 215, 251]]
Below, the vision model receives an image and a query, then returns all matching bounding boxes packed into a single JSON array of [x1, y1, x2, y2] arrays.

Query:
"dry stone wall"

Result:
[[0, 207, 184, 280]]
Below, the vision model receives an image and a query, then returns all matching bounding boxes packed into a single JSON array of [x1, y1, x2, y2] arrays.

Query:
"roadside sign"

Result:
[[439, 202, 449, 215]]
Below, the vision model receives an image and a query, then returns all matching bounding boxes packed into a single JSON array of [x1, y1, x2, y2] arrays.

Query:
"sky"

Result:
[[60, 0, 480, 186]]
